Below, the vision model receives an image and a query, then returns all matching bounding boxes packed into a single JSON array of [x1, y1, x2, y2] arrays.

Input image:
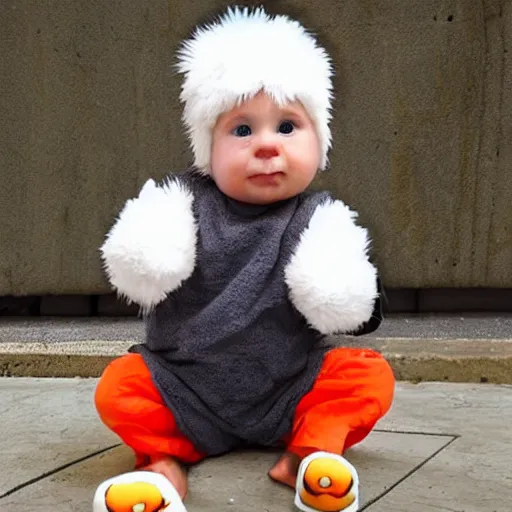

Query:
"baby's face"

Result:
[[210, 92, 321, 205]]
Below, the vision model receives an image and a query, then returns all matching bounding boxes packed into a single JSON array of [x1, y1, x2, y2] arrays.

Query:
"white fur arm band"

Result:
[[100, 177, 197, 312], [284, 199, 378, 335]]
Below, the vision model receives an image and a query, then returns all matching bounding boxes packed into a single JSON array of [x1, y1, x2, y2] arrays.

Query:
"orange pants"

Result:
[[95, 348, 394, 465]]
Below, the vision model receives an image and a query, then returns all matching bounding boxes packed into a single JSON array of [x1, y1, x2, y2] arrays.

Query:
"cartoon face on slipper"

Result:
[[295, 452, 359, 512], [93, 471, 187, 512]]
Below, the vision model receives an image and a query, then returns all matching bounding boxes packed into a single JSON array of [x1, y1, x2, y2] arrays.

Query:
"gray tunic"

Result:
[[130, 172, 344, 455]]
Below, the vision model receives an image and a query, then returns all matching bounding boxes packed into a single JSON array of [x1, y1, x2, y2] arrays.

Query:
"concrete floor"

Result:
[[1, 379, 511, 511]]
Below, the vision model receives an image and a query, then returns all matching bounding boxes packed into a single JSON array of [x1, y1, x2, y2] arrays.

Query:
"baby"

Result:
[[94, 7, 395, 512]]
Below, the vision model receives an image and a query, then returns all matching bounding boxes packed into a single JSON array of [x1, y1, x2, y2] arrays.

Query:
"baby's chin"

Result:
[[229, 185, 304, 205], [212, 172, 313, 205]]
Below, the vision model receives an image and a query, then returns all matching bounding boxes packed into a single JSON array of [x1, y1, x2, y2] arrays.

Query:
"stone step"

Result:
[[0, 315, 511, 382]]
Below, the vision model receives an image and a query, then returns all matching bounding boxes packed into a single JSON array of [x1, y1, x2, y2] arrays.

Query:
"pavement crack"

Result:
[[374, 428, 459, 438], [358, 435, 460, 510], [0, 444, 120, 500]]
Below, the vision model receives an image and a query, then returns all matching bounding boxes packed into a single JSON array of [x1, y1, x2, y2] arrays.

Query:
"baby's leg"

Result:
[[270, 347, 395, 488], [95, 353, 205, 499]]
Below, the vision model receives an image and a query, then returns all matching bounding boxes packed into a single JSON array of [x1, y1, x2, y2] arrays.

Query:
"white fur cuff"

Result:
[[285, 200, 378, 334], [100, 177, 197, 313]]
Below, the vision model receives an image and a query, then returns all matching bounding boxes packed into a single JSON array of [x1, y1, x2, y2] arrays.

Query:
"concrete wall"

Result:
[[1, 0, 511, 295]]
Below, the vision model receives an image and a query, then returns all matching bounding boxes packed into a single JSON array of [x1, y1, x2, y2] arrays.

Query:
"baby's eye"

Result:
[[278, 121, 295, 134], [233, 124, 252, 137]]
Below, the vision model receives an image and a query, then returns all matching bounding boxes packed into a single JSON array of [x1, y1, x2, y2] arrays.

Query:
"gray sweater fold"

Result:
[[131, 173, 333, 455]]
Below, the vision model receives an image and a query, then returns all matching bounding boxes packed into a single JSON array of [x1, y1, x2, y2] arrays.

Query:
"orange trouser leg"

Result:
[[287, 347, 395, 458], [95, 353, 205, 465]]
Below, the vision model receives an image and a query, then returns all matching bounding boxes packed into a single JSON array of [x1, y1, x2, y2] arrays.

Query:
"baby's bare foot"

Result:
[[142, 456, 188, 499], [268, 451, 301, 488]]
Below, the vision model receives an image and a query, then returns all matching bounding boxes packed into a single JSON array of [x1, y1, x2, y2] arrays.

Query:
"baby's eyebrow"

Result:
[[223, 114, 252, 126], [221, 108, 305, 127], [279, 108, 305, 119]]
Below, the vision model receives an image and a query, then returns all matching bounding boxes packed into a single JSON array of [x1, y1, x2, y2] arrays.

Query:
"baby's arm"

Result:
[[100, 177, 197, 313], [284, 198, 377, 335]]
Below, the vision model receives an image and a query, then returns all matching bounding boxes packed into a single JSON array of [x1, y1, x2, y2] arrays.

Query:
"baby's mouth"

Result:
[[248, 172, 285, 186]]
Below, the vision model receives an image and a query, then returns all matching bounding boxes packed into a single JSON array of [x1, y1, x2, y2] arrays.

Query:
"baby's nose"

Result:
[[255, 146, 279, 159]]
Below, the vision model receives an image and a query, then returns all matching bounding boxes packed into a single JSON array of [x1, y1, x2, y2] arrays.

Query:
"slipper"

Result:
[[92, 471, 187, 512], [294, 451, 359, 512]]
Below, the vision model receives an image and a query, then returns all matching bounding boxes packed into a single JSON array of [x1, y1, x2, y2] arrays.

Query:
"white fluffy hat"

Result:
[[176, 6, 334, 174]]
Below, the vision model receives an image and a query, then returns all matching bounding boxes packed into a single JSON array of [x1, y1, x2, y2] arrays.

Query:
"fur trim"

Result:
[[285, 200, 378, 334], [176, 6, 333, 174], [100, 178, 197, 313]]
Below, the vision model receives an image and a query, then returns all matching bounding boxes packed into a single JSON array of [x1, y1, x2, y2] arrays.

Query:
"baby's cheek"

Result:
[[216, 172, 247, 201]]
